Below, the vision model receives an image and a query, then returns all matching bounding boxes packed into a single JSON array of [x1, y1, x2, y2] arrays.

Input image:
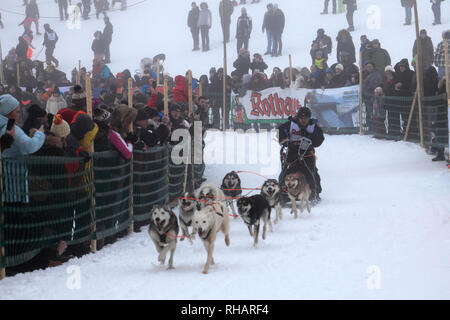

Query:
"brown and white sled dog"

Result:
[[192, 202, 231, 274], [196, 182, 227, 208], [283, 172, 311, 218], [260, 179, 283, 224], [220, 171, 242, 217], [236, 195, 272, 247], [148, 205, 179, 269], [178, 191, 198, 244]]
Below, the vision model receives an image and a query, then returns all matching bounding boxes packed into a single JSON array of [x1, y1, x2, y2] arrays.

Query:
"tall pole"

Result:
[[222, 0, 228, 131], [16, 63, 20, 88], [0, 39, 5, 85], [156, 58, 160, 86], [164, 78, 169, 116], [289, 54, 293, 86], [76, 60, 81, 85], [0, 134, 5, 280], [127, 77, 134, 235], [413, 0, 424, 147], [444, 37, 450, 162], [85, 73, 97, 254], [188, 70, 193, 116], [359, 51, 364, 135]]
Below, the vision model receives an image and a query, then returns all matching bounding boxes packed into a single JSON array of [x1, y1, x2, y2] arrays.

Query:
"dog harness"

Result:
[[201, 228, 212, 240], [180, 217, 192, 227]]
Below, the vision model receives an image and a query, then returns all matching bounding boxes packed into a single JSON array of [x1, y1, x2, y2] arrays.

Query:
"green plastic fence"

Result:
[[362, 93, 448, 149], [1, 156, 93, 267], [0, 144, 205, 269]]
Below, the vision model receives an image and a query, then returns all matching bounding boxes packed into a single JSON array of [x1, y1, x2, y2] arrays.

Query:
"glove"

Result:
[[125, 133, 138, 144]]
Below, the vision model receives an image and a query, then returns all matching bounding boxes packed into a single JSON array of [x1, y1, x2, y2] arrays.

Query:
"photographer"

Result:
[[134, 107, 171, 150]]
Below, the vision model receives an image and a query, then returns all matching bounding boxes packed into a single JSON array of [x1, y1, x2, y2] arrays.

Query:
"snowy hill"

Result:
[[1, 0, 450, 78]]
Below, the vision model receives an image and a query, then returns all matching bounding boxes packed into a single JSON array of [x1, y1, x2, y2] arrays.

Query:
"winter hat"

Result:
[[0, 94, 20, 116], [73, 85, 83, 93], [443, 30, 450, 39], [52, 87, 61, 95], [57, 108, 77, 124], [71, 91, 87, 110], [169, 104, 182, 113], [136, 108, 151, 122], [28, 104, 46, 119], [326, 68, 334, 74], [398, 59, 409, 67], [93, 106, 111, 123], [146, 107, 160, 120], [384, 65, 394, 73], [296, 107, 312, 119], [111, 104, 137, 134], [335, 64, 344, 71], [371, 39, 380, 46], [50, 114, 70, 138]]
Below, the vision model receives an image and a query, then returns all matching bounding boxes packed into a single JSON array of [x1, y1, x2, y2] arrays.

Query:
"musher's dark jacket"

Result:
[[278, 117, 325, 164]]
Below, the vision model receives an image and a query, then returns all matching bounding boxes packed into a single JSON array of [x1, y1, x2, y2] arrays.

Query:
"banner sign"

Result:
[[231, 85, 361, 128]]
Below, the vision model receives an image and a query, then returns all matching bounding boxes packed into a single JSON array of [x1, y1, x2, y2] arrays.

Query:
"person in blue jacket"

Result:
[[278, 107, 325, 203], [0, 94, 45, 158]]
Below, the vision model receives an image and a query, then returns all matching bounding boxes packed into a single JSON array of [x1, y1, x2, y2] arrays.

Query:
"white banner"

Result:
[[231, 85, 361, 128]]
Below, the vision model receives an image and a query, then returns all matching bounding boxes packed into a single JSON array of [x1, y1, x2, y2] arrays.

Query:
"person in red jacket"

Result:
[[172, 75, 189, 104]]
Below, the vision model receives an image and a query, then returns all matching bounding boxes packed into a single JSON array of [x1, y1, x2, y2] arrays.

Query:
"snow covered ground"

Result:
[[1, 0, 450, 78], [0, 131, 449, 300], [0, 0, 449, 300]]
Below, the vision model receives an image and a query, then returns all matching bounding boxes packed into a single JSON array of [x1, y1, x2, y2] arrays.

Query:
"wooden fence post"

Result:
[[85, 74, 97, 253], [444, 37, 450, 160], [16, 64, 20, 88], [0, 144, 5, 279], [128, 77, 134, 235], [413, 0, 424, 147], [359, 51, 364, 135], [164, 79, 169, 116], [289, 54, 293, 86], [76, 60, 81, 85], [0, 39, 5, 86], [403, 90, 418, 142]]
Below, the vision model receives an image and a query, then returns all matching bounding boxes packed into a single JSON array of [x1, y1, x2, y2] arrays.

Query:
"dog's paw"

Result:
[[202, 269, 209, 274]]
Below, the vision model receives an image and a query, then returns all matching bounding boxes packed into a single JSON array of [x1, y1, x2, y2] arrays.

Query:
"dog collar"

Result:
[[180, 217, 192, 227], [201, 228, 212, 240]]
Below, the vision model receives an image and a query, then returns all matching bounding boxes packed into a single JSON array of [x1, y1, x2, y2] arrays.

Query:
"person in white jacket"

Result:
[[198, 2, 212, 51], [46, 87, 67, 115]]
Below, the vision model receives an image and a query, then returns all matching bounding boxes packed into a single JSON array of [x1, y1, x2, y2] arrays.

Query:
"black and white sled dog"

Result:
[[148, 205, 179, 270], [220, 171, 242, 217], [236, 195, 272, 247], [196, 182, 227, 209], [178, 191, 197, 244], [260, 179, 283, 224], [192, 201, 230, 274]]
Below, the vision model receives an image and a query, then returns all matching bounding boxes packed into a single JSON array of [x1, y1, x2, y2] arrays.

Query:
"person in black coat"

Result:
[[188, 2, 200, 51], [91, 31, 107, 62], [26, 0, 40, 34], [219, 0, 234, 43], [343, 0, 357, 32], [336, 29, 355, 65], [43, 24, 59, 67], [384, 58, 414, 137], [236, 7, 252, 55], [278, 107, 325, 202], [401, 0, 414, 25], [271, 4, 285, 57], [103, 17, 113, 63], [56, 0, 70, 21], [314, 29, 332, 60], [16, 36, 29, 61], [249, 53, 268, 74], [233, 49, 251, 78], [321, 0, 336, 14], [82, 0, 91, 20]]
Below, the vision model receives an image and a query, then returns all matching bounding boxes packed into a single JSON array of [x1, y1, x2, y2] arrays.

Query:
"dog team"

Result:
[[148, 170, 312, 274]]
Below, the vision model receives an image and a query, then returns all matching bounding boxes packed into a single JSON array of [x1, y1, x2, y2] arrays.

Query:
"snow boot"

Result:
[[432, 152, 445, 162]]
